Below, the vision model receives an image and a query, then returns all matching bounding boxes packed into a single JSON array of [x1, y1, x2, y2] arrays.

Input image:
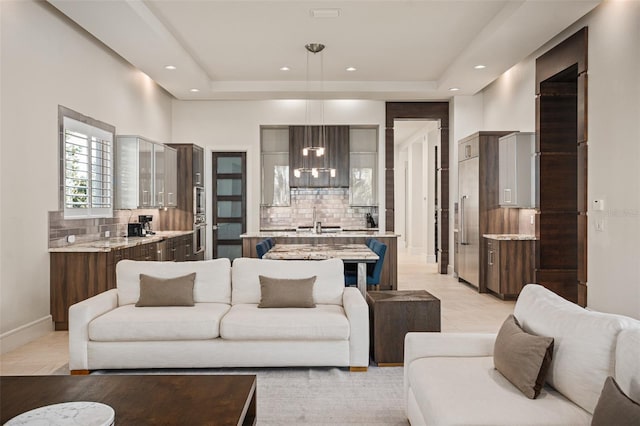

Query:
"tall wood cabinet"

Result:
[[457, 131, 520, 293], [159, 144, 204, 231]]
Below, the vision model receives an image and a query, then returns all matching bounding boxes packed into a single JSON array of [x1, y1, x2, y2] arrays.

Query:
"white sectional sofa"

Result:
[[69, 257, 369, 373], [404, 284, 640, 425]]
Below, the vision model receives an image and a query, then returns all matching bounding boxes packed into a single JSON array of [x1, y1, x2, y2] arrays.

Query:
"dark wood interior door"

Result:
[[212, 152, 246, 260]]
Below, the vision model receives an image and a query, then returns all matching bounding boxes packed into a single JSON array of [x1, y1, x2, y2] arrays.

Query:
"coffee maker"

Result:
[[138, 215, 155, 235]]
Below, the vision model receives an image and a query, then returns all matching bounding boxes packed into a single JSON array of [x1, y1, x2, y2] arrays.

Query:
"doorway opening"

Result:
[[385, 102, 449, 274], [394, 120, 440, 264]]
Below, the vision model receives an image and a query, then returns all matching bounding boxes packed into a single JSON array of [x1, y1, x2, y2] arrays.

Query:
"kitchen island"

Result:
[[241, 231, 399, 290]]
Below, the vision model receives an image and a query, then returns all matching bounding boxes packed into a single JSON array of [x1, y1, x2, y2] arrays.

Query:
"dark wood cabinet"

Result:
[[485, 237, 535, 299], [289, 126, 349, 188], [50, 234, 194, 330], [159, 143, 204, 231]]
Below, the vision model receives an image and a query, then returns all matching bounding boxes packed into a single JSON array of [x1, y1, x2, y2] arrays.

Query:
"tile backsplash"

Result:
[[260, 188, 378, 229], [48, 209, 160, 248]]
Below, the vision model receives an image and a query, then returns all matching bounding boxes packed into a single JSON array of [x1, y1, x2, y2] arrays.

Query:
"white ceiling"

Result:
[[48, 0, 600, 101]]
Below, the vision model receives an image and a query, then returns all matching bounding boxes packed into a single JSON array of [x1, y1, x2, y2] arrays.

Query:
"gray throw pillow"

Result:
[[258, 275, 316, 308], [135, 273, 196, 307], [591, 376, 640, 426], [493, 314, 554, 399]]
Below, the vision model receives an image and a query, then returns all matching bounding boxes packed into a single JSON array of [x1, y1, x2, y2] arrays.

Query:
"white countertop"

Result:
[[483, 234, 538, 241], [49, 230, 194, 253]]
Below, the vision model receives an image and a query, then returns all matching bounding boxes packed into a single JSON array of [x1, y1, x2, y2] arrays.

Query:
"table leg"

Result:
[[357, 262, 367, 297]]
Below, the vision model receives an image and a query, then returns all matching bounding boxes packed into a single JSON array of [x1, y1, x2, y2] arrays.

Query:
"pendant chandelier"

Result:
[[293, 43, 336, 179]]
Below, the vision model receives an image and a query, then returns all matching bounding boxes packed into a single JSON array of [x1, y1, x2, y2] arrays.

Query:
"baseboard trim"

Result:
[[0, 315, 53, 354], [425, 254, 437, 264]]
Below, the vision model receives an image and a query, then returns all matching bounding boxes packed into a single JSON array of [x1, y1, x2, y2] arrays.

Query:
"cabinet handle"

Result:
[[465, 144, 471, 158], [195, 172, 201, 185], [504, 188, 512, 204], [168, 192, 174, 205], [489, 250, 494, 266]]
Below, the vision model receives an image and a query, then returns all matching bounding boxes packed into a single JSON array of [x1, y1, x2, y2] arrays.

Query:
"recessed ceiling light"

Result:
[[449, 87, 460, 92], [474, 65, 486, 69], [280, 66, 290, 71], [189, 88, 200, 93], [346, 67, 357, 72], [310, 8, 340, 18], [164, 65, 177, 70]]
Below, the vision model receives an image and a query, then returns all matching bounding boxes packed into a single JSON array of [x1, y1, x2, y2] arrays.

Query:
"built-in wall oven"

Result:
[[193, 220, 206, 255], [193, 186, 206, 255], [194, 186, 205, 216]]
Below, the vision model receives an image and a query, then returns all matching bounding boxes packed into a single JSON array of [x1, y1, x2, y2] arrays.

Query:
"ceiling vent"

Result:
[[310, 9, 340, 19]]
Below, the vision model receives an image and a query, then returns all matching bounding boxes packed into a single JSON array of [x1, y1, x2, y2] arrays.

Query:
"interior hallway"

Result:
[[1, 251, 514, 375]]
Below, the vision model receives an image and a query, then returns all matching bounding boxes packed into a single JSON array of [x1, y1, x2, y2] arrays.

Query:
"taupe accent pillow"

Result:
[[135, 273, 196, 307], [258, 275, 316, 308], [493, 314, 554, 399], [591, 376, 640, 426]]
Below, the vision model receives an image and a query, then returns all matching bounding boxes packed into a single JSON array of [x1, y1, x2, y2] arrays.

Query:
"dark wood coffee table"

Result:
[[367, 290, 441, 366], [1, 375, 256, 425]]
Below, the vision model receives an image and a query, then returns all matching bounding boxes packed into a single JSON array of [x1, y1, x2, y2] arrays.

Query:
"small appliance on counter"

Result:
[[127, 223, 144, 237], [365, 213, 377, 228], [139, 215, 155, 235]]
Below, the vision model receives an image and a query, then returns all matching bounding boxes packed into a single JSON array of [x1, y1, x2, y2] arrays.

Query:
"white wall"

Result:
[[171, 99, 386, 257], [0, 1, 173, 349], [459, 1, 640, 318]]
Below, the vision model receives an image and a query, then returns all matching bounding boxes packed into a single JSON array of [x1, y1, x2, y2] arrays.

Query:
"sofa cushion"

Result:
[[220, 304, 349, 340], [231, 258, 344, 305], [591, 376, 640, 426], [117, 259, 231, 306], [135, 273, 196, 307], [258, 275, 316, 308], [408, 356, 592, 425], [514, 284, 638, 413], [493, 314, 554, 399], [614, 327, 640, 403], [89, 303, 230, 341]]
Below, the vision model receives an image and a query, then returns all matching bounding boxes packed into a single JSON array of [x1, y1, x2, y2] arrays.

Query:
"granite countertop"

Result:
[[264, 243, 380, 261], [48, 230, 194, 253], [483, 234, 538, 241], [241, 230, 399, 238]]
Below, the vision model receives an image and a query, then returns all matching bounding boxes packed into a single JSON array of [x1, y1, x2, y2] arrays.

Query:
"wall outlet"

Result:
[[104, 230, 110, 238], [530, 215, 535, 225]]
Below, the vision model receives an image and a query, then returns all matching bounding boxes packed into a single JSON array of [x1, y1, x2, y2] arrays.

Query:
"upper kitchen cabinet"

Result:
[[499, 132, 536, 208], [349, 127, 378, 206], [158, 143, 205, 231], [192, 144, 204, 187], [114, 136, 177, 209], [289, 125, 349, 188], [261, 126, 290, 206]]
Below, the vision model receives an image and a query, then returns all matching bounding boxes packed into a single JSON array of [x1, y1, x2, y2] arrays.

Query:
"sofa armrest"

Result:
[[342, 287, 369, 368], [68, 289, 118, 371], [404, 332, 496, 408]]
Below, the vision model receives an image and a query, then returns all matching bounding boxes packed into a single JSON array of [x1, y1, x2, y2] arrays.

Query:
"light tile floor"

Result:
[[0, 250, 514, 375]]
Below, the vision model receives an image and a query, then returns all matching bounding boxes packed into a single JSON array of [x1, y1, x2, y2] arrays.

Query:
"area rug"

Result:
[[56, 365, 407, 425]]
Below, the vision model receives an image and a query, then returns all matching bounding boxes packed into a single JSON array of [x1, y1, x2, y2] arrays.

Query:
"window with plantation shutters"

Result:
[[62, 114, 114, 218]]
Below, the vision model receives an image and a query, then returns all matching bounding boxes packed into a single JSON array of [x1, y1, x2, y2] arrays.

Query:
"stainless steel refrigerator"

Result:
[[458, 154, 480, 287]]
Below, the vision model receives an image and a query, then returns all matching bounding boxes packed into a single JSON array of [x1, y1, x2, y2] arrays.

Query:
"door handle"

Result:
[[460, 195, 468, 245], [212, 224, 218, 231]]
